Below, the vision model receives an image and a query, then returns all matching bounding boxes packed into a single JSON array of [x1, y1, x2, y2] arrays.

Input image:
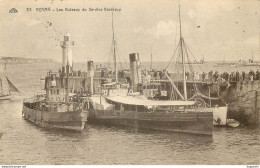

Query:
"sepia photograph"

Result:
[[0, 0, 259, 167]]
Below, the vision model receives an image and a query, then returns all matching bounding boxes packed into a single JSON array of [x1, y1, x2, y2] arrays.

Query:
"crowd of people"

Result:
[[186, 70, 260, 83], [140, 69, 260, 83]]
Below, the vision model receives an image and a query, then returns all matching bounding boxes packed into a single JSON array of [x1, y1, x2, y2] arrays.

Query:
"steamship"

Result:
[[22, 34, 88, 132], [87, 53, 213, 136], [85, 5, 215, 136]]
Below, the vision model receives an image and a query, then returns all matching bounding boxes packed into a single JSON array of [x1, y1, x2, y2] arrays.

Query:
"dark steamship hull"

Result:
[[23, 106, 88, 132], [88, 110, 213, 136]]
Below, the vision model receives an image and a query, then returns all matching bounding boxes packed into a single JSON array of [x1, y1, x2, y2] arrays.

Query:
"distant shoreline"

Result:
[[0, 57, 53, 64]]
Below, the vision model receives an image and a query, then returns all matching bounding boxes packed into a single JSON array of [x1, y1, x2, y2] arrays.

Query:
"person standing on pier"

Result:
[[202, 72, 206, 82], [250, 70, 255, 80], [185, 71, 190, 80], [213, 71, 219, 82], [256, 69, 260, 80], [242, 71, 246, 81], [208, 70, 213, 82], [236, 70, 240, 81]]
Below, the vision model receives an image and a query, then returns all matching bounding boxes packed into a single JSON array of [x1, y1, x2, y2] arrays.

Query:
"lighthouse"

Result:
[[60, 33, 74, 73]]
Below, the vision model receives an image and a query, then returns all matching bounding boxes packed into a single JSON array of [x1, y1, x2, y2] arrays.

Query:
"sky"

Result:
[[0, 0, 259, 63]]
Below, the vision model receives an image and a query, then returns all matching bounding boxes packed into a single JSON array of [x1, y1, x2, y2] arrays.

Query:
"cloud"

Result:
[[133, 20, 177, 38]]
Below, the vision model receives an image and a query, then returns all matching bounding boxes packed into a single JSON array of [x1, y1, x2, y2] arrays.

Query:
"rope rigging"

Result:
[[104, 12, 128, 74]]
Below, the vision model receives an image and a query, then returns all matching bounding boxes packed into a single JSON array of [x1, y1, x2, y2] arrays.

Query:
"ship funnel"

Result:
[[60, 33, 74, 73], [129, 53, 142, 92]]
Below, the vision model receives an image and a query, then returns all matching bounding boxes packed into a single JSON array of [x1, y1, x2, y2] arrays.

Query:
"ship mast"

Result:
[[112, 12, 118, 83], [178, 3, 187, 100], [66, 62, 69, 105]]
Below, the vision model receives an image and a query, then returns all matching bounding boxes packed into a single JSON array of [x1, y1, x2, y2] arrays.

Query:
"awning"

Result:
[[102, 82, 117, 86], [106, 96, 195, 106]]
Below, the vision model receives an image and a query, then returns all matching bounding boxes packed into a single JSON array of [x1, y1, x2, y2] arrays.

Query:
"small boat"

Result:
[[227, 119, 240, 128], [0, 63, 20, 100]]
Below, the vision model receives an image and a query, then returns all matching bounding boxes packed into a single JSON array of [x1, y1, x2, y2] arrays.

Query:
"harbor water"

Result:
[[0, 62, 259, 165]]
